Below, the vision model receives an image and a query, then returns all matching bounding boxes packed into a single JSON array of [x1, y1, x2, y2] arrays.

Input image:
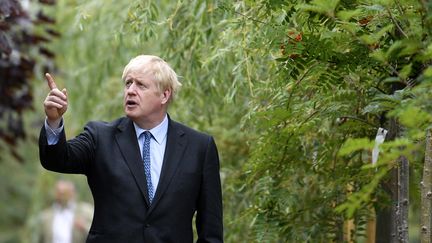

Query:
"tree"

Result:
[[422, 129, 432, 243], [0, 0, 57, 160], [0, 0, 59, 241]]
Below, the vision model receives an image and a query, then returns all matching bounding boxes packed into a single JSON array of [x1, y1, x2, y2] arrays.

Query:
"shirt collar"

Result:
[[133, 114, 168, 145]]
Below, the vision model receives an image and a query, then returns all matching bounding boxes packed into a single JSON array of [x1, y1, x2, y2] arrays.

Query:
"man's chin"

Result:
[[125, 112, 139, 121], [125, 112, 134, 118]]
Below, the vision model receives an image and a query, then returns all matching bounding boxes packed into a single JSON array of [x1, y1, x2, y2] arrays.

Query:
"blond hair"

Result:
[[122, 55, 182, 101]]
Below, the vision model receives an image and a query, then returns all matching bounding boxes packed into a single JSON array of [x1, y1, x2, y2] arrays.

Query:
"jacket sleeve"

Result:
[[39, 122, 97, 175], [196, 136, 223, 243]]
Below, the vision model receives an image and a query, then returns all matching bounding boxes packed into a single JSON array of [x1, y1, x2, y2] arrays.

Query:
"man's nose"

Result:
[[126, 82, 138, 94]]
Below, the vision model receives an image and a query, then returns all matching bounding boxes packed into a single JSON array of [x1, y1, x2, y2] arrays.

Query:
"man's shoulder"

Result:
[[85, 117, 128, 130], [76, 201, 94, 215], [169, 119, 212, 140]]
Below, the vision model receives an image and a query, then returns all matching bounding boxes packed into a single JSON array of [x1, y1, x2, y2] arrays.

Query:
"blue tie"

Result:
[[142, 131, 154, 203]]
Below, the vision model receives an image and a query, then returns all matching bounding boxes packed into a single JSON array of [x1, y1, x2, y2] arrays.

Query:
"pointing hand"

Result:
[[43, 73, 68, 128]]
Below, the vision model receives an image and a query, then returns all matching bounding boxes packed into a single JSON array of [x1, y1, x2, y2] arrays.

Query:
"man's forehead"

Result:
[[124, 70, 155, 82]]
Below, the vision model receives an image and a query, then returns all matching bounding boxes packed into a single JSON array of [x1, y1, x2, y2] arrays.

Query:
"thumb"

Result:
[[62, 88, 67, 97]]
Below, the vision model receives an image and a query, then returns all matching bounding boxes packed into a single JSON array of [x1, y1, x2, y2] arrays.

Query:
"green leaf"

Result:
[[370, 49, 387, 62], [398, 40, 422, 57], [397, 106, 432, 128], [339, 138, 373, 156], [300, 0, 340, 16], [399, 63, 412, 79], [336, 9, 363, 21], [387, 39, 422, 59], [423, 67, 432, 77], [360, 24, 393, 45]]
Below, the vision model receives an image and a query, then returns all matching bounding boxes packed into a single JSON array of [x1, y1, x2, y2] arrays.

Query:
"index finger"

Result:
[[45, 73, 57, 90]]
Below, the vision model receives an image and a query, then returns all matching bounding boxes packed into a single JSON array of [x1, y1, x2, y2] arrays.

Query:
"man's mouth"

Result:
[[126, 100, 138, 107]]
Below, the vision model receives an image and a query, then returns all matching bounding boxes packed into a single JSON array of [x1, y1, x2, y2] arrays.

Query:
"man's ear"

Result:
[[161, 89, 172, 104]]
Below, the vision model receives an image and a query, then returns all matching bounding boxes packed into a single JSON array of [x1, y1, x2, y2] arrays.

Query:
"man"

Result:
[[39, 55, 223, 243], [34, 180, 93, 243]]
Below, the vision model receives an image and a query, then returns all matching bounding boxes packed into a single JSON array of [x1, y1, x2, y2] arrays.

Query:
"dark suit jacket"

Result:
[[39, 116, 223, 243]]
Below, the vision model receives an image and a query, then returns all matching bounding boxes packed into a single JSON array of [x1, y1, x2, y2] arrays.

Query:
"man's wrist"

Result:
[[45, 118, 64, 145], [46, 117, 62, 129]]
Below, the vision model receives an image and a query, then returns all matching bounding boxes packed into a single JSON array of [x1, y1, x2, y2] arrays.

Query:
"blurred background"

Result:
[[1, 0, 432, 242]]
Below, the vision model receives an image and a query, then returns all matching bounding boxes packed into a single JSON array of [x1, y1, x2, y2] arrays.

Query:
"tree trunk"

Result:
[[344, 183, 355, 242], [366, 205, 376, 243], [391, 168, 399, 243], [376, 157, 399, 243], [344, 219, 355, 243], [397, 156, 409, 243], [421, 129, 432, 243], [376, 119, 399, 243]]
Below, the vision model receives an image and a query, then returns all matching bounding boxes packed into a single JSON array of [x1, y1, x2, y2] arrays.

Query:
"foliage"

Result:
[[218, 0, 432, 241], [0, 0, 57, 160], [0, 1, 58, 242], [2, 0, 432, 242], [137, 0, 432, 241]]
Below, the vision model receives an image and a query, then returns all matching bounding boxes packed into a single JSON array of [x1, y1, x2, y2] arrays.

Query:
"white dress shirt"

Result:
[[52, 203, 75, 243], [133, 115, 168, 193]]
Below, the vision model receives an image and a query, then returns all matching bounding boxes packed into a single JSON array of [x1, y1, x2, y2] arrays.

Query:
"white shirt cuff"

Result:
[[44, 118, 64, 145]]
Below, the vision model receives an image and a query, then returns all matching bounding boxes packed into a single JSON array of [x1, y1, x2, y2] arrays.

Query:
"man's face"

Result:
[[123, 69, 167, 125], [55, 182, 74, 206]]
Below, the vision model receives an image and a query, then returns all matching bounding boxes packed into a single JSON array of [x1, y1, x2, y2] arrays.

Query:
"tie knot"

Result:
[[142, 131, 152, 140]]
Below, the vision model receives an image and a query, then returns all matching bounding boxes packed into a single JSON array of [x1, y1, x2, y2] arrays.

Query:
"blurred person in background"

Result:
[[32, 180, 93, 243]]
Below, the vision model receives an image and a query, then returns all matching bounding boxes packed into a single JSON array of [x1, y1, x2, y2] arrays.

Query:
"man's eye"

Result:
[[125, 81, 132, 87], [136, 82, 146, 89]]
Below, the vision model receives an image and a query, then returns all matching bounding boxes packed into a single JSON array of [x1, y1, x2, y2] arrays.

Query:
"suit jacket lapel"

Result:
[[149, 119, 186, 212], [115, 118, 151, 206]]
